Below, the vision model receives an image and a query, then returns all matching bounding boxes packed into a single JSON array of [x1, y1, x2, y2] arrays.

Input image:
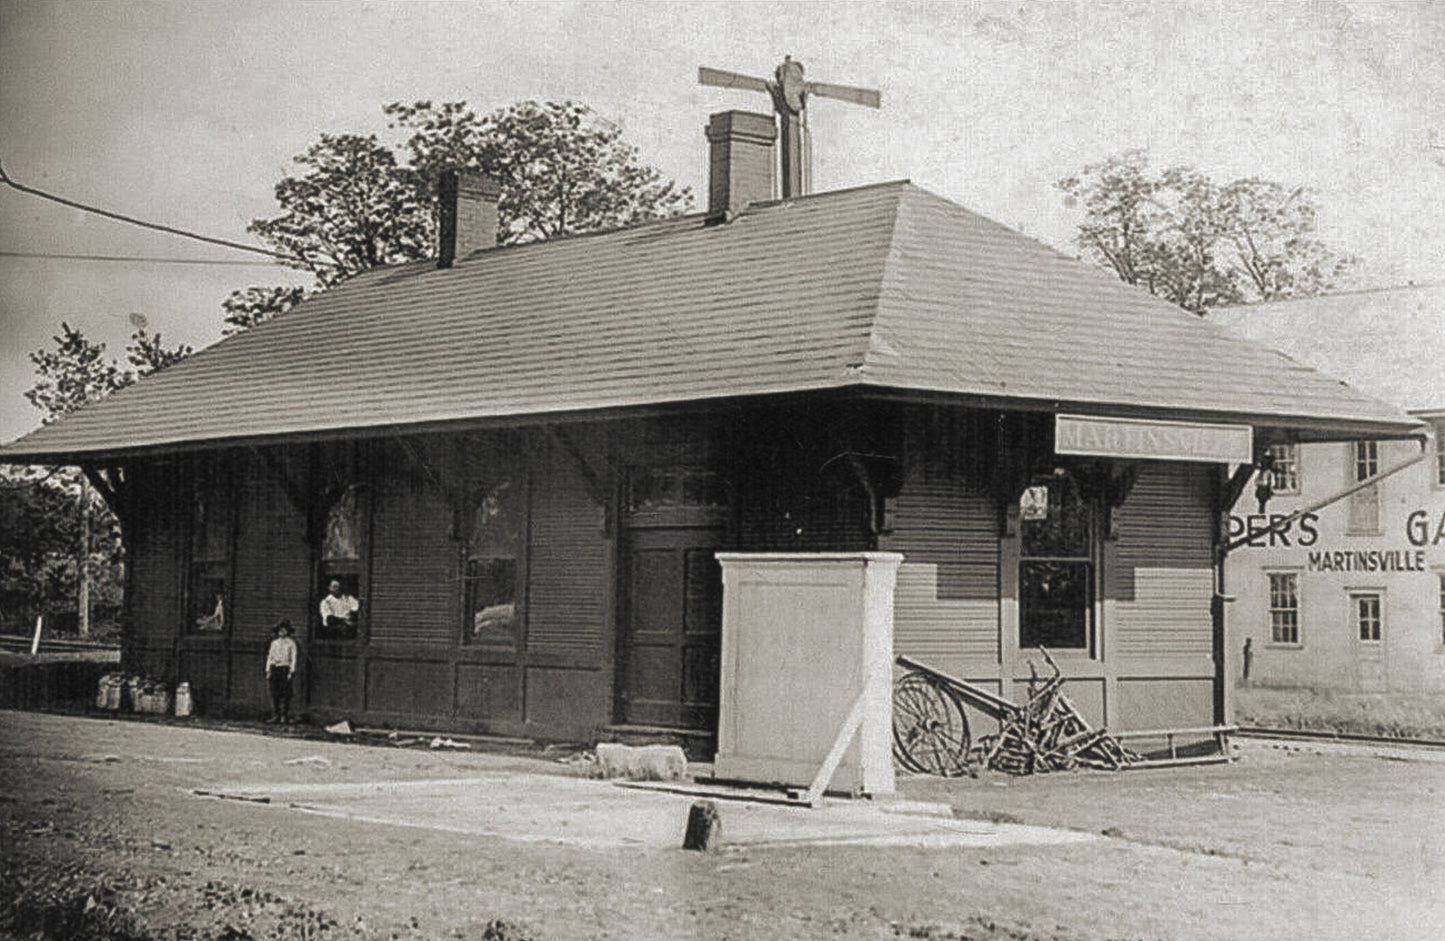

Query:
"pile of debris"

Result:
[[974, 653, 1138, 775], [892, 648, 1140, 777]]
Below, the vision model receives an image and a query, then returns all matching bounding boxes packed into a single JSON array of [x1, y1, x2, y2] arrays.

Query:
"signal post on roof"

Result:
[[699, 57, 880, 198]]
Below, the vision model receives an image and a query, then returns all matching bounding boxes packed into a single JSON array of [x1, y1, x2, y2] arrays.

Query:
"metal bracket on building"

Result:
[[820, 450, 899, 542], [1222, 435, 1430, 553]]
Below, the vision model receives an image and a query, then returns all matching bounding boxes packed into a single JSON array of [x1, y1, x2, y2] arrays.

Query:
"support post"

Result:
[[78, 473, 90, 638]]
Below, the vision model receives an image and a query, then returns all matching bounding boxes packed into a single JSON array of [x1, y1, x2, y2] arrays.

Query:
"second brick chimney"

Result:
[[706, 110, 778, 222], [437, 170, 501, 268]]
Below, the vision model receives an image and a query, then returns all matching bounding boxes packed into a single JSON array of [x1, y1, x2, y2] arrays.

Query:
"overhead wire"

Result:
[[0, 158, 304, 263], [0, 250, 283, 267]]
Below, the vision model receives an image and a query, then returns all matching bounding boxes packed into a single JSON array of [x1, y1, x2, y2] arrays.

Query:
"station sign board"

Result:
[[1056, 414, 1253, 465]]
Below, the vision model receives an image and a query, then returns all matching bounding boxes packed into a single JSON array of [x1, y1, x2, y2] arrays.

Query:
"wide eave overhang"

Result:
[[0, 181, 1421, 466]]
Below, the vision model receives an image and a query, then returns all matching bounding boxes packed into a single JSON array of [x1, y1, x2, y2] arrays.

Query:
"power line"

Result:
[[0, 249, 283, 267], [0, 158, 303, 263]]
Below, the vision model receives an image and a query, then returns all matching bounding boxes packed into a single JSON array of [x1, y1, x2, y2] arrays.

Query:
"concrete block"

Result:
[[594, 742, 687, 781]]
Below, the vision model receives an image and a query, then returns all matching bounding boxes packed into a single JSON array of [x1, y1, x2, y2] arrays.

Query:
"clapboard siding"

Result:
[[128, 461, 185, 654], [232, 464, 310, 641], [527, 440, 609, 656], [893, 563, 998, 660], [884, 478, 998, 600], [1113, 567, 1215, 656], [1110, 464, 1214, 601], [369, 470, 458, 646]]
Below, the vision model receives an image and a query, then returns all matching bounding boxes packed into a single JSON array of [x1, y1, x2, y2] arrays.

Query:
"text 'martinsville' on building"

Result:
[[1209, 286, 1445, 697], [0, 109, 1423, 746]]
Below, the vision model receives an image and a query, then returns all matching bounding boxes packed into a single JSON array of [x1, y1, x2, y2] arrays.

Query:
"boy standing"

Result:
[[265, 619, 299, 723]]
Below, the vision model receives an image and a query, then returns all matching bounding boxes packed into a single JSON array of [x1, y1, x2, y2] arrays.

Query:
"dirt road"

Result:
[[2, 711, 1441, 939]]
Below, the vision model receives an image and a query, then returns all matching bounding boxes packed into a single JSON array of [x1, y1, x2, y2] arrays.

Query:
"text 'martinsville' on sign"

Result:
[[1055, 415, 1254, 465]]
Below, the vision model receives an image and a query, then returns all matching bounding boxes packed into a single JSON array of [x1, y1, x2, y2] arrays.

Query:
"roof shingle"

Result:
[[1, 181, 1420, 461]]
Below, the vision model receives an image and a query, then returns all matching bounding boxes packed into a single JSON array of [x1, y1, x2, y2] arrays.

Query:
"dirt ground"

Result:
[[1, 710, 1442, 940]]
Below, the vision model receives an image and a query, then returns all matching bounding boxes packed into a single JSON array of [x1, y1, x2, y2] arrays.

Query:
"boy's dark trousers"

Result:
[[268, 666, 292, 722]]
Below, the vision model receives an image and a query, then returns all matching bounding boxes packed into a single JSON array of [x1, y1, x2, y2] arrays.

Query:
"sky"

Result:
[[2, 0, 1444, 445]]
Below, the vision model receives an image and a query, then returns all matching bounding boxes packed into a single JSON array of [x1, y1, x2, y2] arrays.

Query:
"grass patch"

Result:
[[1235, 686, 1445, 740]]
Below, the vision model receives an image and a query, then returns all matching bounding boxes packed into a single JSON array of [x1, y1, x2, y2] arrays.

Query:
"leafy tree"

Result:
[[25, 323, 192, 425], [221, 285, 307, 336], [248, 133, 434, 289], [125, 328, 193, 375], [0, 465, 122, 634], [25, 323, 130, 425], [226, 100, 692, 328], [16, 323, 188, 634], [386, 99, 693, 244], [1058, 151, 1360, 313]]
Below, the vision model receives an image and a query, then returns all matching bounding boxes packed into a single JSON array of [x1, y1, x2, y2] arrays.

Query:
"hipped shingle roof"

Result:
[[1, 181, 1420, 462]]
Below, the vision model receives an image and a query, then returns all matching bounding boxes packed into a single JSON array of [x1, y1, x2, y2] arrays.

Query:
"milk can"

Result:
[[174, 681, 193, 717]]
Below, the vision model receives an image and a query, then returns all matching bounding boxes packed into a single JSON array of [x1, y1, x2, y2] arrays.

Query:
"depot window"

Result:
[[188, 456, 234, 634], [464, 476, 527, 647], [1268, 572, 1300, 645], [1018, 472, 1096, 652], [1353, 592, 1382, 642]]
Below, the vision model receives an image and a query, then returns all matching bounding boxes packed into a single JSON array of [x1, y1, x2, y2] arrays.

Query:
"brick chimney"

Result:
[[706, 110, 777, 222], [437, 170, 500, 268]]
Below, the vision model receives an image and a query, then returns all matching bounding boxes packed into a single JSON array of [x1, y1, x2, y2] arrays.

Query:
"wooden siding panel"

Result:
[[127, 463, 185, 654], [893, 563, 997, 661], [884, 478, 997, 600], [527, 444, 608, 656], [1113, 568, 1215, 657], [366, 657, 453, 716], [525, 666, 610, 736], [369, 474, 458, 646], [232, 469, 311, 641], [1109, 464, 1214, 601], [457, 663, 522, 721], [177, 643, 227, 712], [1116, 677, 1214, 732]]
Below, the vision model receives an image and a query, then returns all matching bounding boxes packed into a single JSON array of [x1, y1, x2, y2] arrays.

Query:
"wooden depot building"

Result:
[[0, 109, 1422, 744]]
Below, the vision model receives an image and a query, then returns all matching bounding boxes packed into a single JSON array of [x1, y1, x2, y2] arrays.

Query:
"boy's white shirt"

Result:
[[266, 636, 298, 673]]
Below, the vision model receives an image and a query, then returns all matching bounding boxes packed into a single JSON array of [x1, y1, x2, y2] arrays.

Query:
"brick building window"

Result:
[[1266, 443, 1299, 495], [1433, 420, 1445, 488], [1347, 441, 1380, 534], [1268, 572, 1299, 645], [1438, 574, 1444, 646], [1353, 592, 1382, 642]]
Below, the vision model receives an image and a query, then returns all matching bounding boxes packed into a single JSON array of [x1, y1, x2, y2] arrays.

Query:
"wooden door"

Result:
[[617, 525, 725, 730]]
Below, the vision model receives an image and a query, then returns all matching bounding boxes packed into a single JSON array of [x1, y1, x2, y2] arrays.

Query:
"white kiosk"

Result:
[[712, 552, 902, 799]]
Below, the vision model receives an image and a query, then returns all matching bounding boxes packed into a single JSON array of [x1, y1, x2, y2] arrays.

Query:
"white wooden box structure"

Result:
[[713, 552, 902, 796]]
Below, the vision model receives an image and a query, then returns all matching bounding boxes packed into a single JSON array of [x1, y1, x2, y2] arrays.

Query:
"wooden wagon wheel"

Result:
[[892, 671, 972, 777]]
